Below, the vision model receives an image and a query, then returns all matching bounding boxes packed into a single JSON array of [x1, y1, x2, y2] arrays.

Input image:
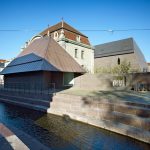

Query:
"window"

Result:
[[54, 31, 58, 40], [76, 35, 81, 42], [75, 49, 78, 58], [118, 58, 120, 65], [81, 50, 84, 59]]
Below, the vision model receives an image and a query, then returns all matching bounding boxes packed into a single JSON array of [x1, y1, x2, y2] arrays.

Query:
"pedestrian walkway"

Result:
[[0, 123, 51, 150]]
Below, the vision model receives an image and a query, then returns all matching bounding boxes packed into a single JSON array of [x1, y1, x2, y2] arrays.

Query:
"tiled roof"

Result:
[[1, 36, 85, 75], [0, 59, 7, 63], [40, 21, 86, 37], [94, 38, 134, 58], [40, 22, 91, 46]]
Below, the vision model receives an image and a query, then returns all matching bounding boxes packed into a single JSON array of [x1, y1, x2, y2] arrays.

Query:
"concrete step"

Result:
[[0, 97, 48, 112], [51, 96, 150, 118], [0, 94, 51, 107]]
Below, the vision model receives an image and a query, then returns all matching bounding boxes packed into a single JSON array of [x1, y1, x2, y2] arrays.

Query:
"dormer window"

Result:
[[54, 31, 58, 40], [76, 35, 81, 42]]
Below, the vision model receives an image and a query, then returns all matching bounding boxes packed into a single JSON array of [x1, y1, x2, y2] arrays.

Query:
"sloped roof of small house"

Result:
[[94, 38, 134, 58], [0, 36, 85, 75]]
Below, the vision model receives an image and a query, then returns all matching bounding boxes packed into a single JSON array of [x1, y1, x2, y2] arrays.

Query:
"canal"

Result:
[[0, 102, 149, 150]]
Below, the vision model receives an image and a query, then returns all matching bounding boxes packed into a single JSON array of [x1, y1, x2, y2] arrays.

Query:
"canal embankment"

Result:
[[0, 89, 150, 144], [48, 90, 150, 144]]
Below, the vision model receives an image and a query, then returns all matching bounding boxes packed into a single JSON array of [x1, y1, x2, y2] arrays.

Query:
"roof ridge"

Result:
[[41, 36, 51, 70]]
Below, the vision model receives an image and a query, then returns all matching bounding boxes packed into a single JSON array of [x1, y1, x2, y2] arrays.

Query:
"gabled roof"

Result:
[[94, 38, 134, 58], [40, 21, 87, 37], [1, 36, 85, 75]]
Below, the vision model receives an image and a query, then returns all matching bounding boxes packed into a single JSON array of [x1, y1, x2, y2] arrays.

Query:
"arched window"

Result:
[[118, 58, 120, 65]]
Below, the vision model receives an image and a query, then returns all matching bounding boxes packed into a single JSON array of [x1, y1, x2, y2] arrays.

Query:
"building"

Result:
[[0, 36, 85, 88], [94, 38, 148, 73], [26, 21, 94, 73], [0, 59, 8, 83], [147, 63, 150, 72]]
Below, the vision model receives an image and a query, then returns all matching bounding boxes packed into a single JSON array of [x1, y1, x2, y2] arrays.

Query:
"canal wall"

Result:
[[48, 93, 150, 144]]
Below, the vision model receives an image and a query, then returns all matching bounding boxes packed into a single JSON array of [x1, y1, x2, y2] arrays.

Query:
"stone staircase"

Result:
[[48, 93, 150, 143]]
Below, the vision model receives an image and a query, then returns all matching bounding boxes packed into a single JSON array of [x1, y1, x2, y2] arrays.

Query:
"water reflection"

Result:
[[0, 102, 149, 150]]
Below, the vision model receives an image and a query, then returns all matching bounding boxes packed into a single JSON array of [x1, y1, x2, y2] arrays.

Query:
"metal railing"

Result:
[[0, 81, 56, 95]]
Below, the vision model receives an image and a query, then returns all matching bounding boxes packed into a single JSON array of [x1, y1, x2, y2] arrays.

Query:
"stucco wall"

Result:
[[64, 42, 94, 73]]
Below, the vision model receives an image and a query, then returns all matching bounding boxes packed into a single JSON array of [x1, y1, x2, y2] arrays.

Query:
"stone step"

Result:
[[0, 97, 48, 112], [114, 104, 150, 118], [54, 94, 150, 109], [51, 97, 150, 118], [0, 94, 51, 107], [103, 111, 150, 131], [50, 100, 150, 130]]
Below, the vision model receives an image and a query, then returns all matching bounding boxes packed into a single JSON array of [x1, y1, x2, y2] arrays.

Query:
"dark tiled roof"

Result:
[[94, 38, 134, 58], [1, 36, 85, 75]]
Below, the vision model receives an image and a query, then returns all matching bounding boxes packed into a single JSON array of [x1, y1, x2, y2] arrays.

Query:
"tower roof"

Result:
[[1, 36, 85, 75]]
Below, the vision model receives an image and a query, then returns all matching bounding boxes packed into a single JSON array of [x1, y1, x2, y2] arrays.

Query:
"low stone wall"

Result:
[[48, 93, 150, 144], [74, 73, 113, 90]]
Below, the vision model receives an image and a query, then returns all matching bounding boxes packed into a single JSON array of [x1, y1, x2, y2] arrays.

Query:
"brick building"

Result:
[[94, 38, 148, 73]]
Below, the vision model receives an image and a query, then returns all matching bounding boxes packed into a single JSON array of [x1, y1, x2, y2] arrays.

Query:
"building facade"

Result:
[[39, 21, 94, 73], [0, 59, 9, 83], [94, 38, 148, 73], [147, 63, 150, 72]]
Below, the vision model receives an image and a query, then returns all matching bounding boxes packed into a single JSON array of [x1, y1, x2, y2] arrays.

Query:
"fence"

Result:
[[0, 81, 56, 96]]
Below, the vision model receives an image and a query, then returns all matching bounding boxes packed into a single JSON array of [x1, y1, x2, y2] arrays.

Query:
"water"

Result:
[[0, 102, 149, 150]]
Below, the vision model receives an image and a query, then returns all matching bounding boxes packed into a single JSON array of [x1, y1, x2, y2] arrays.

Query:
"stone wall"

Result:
[[74, 73, 113, 90], [48, 93, 150, 143], [94, 53, 146, 72]]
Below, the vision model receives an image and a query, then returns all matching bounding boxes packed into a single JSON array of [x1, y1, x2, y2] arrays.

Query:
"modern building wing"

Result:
[[94, 38, 148, 72], [95, 38, 134, 58]]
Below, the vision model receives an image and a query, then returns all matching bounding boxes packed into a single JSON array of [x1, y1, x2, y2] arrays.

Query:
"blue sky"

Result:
[[0, 0, 150, 62]]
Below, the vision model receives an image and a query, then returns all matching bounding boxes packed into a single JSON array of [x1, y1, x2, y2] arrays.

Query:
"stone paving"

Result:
[[0, 123, 51, 150]]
